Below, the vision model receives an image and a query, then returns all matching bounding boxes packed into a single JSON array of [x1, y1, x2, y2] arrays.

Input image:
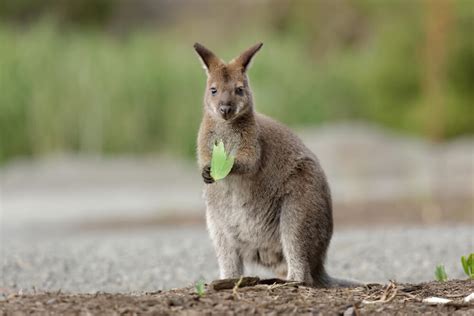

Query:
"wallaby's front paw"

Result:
[[202, 165, 214, 184]]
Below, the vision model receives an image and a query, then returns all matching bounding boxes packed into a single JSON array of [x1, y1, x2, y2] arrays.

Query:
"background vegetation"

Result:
[[0, 0, 472, 163]]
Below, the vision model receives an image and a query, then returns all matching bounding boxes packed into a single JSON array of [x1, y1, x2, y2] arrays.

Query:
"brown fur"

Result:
[[194, 42, 359, 287]]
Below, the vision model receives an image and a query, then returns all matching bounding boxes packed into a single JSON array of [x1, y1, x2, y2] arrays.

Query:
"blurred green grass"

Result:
[[0, 7, 472, 163]]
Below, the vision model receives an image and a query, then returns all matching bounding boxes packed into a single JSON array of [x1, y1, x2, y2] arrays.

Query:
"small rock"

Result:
[[464, 293, 474, 303], [422, 297, 452, 305], [343, 306, 355, 316]]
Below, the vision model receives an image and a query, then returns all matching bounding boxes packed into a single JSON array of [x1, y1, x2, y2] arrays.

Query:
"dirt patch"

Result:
[[1, 279, 473, 315]]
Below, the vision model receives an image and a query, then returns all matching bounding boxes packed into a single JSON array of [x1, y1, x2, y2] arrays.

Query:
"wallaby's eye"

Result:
[[235, 87, 244, 96], [210, 87, 217, 96]]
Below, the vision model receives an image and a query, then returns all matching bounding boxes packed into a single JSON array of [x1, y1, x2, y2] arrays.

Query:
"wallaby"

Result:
[[194, 42, 358, 287]]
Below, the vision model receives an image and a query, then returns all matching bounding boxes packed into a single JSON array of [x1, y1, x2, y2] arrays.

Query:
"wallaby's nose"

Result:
[[219, 105, 232, 116]]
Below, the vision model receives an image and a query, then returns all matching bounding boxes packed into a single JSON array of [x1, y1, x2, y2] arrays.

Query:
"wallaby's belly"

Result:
[[204, 175, 285, 267]]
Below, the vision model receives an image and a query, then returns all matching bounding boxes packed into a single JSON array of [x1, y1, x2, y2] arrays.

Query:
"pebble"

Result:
[[464, 292, 474, 303], [422, 297, 452, 305]]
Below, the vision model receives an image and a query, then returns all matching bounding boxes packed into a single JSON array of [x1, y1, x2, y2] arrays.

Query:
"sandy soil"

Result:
[[1, 279, 473, 315]]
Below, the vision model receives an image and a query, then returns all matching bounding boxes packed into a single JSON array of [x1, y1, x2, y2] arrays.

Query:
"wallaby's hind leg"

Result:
[[279, 214, 313, 284], [206, 212, 243, 279], [279, 167, 333, 286]]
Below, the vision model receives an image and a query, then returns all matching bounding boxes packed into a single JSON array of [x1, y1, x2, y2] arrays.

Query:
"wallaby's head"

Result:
[[194, 42, 263, 121]]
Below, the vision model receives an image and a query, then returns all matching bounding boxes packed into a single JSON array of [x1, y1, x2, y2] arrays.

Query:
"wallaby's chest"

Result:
[[206, 126, 242, 156]]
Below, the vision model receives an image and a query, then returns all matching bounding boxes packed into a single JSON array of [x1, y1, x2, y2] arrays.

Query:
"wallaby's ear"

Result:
[[194, 43, 221, 74], [231, 42, 263, 72]]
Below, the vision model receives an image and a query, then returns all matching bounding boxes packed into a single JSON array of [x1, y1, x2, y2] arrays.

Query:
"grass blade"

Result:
[[435, 264, 448, 282]]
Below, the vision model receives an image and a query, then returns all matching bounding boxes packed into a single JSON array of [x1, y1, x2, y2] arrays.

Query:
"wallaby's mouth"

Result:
[[221, 112, 235, 121], [219, 108, 236, 121]]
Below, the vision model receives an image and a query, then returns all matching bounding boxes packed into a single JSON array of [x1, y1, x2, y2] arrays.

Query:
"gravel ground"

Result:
[[2, 225, 472, 293]]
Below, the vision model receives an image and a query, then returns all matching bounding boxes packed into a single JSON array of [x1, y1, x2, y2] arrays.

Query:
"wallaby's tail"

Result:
[[315, 269, 363, 288], [328, 276, 363, 288]]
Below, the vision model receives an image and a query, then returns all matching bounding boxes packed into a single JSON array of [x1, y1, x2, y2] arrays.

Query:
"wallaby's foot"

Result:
[[286, 270, 313, 286], [273, 265, 288, 280], [202, 164, 214, 184]]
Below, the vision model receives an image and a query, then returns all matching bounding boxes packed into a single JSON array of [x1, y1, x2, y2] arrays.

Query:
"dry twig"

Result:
[[267, 281, 301, 291], [232, 276, 244, 299], [362, 281, 399, 304]]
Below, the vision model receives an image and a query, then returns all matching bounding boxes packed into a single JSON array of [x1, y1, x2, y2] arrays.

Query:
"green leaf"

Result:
[[210, 140, 235, 181], [435, 264, 448, 282]]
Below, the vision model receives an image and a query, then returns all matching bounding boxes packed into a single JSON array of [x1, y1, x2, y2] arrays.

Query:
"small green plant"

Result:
[[435, 264, 448, 282], [461, 253, 474, 279], [210, 140, 235, 181], [195, 279, 206, 297]]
